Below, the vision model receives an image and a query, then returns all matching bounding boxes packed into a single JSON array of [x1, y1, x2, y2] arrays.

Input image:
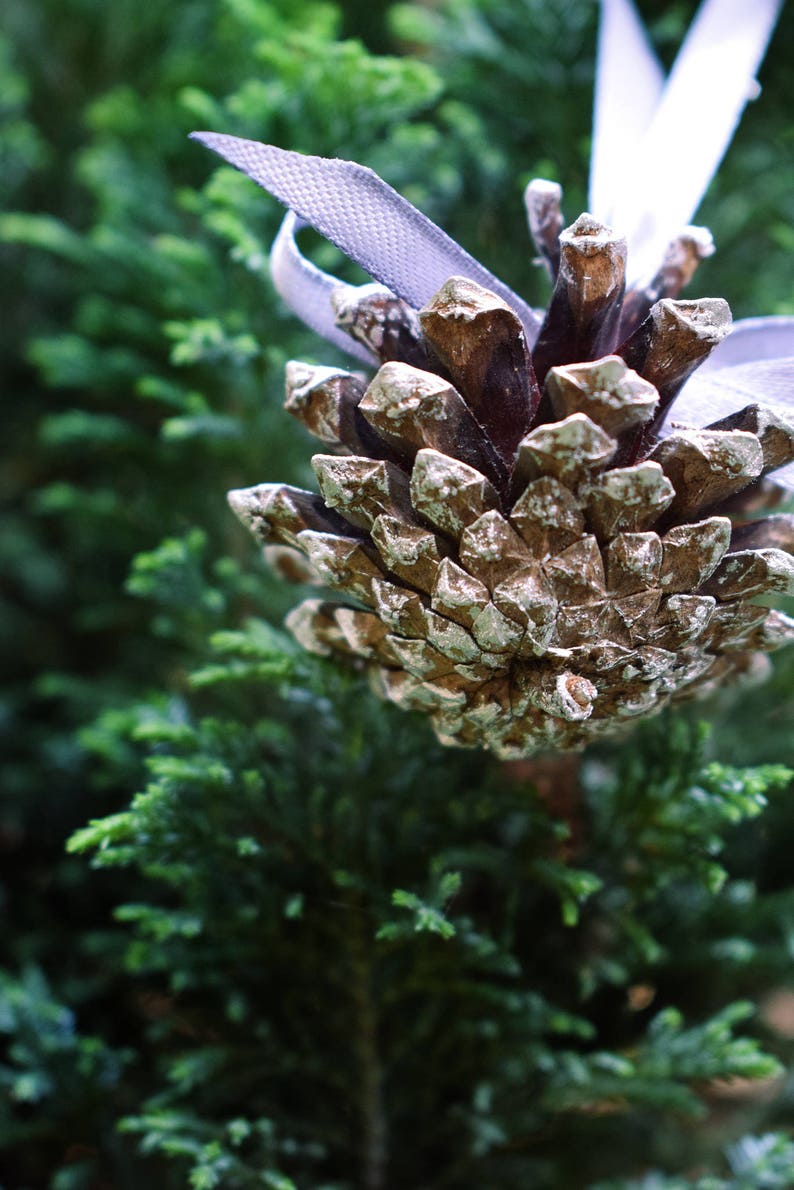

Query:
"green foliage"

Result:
[[596, 1133, 794, 1189], [0, 967, 125, 1110], [379, 870, 463, 940], [578, 723, 793, 991], [0, 33, 47, 207], [62, 630, 792, 1187], [0, 967, 130, 1184], [119, 1110, 299, 1190], [546, 1002, 781, 1117], [3, 0, 794, 1185]]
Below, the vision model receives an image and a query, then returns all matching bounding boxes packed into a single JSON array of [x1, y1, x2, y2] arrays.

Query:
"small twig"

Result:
[[504, 752, 585, 860], [348, 905, 388, 1190]]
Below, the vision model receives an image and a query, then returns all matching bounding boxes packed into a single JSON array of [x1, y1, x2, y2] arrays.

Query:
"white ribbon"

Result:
[[189, 132, 541, 344], [589, 0, 664, 227], [671, 316, 794, 490], [691, 316, 794, 374], [592, 0, 784, 284]]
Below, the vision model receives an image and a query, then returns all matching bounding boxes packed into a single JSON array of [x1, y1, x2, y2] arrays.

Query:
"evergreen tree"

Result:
[[2, 1, 794, 1186]]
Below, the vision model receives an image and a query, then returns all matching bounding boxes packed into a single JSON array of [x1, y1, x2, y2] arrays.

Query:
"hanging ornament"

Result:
[[192, 0, 794, 757]]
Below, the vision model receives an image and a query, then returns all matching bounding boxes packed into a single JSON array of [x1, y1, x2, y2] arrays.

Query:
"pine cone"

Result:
[[229, 210, 794, 758]]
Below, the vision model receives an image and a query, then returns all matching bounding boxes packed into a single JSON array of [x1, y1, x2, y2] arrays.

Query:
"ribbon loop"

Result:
[[270, 212, 377, 366], [590, 0, 664, 226], [593, 0, 783, 284]]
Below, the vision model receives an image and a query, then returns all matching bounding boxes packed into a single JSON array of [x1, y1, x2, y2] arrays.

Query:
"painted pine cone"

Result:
[[229, 210, 794, 758]]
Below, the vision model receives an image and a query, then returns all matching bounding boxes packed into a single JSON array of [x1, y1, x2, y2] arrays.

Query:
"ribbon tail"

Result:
[[693, 315, 794, 374], [270, 212, 378, 366], [590, 0, 664, 223], [610, 0, 784, 284], [672, 357, 794, 425], [191, 131, 541, 343], [668, 316, 794, 490], [673, 359, 794, 491]]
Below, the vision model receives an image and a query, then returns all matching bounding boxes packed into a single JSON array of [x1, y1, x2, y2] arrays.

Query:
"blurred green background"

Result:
[[2, 1, 794, 1186]]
